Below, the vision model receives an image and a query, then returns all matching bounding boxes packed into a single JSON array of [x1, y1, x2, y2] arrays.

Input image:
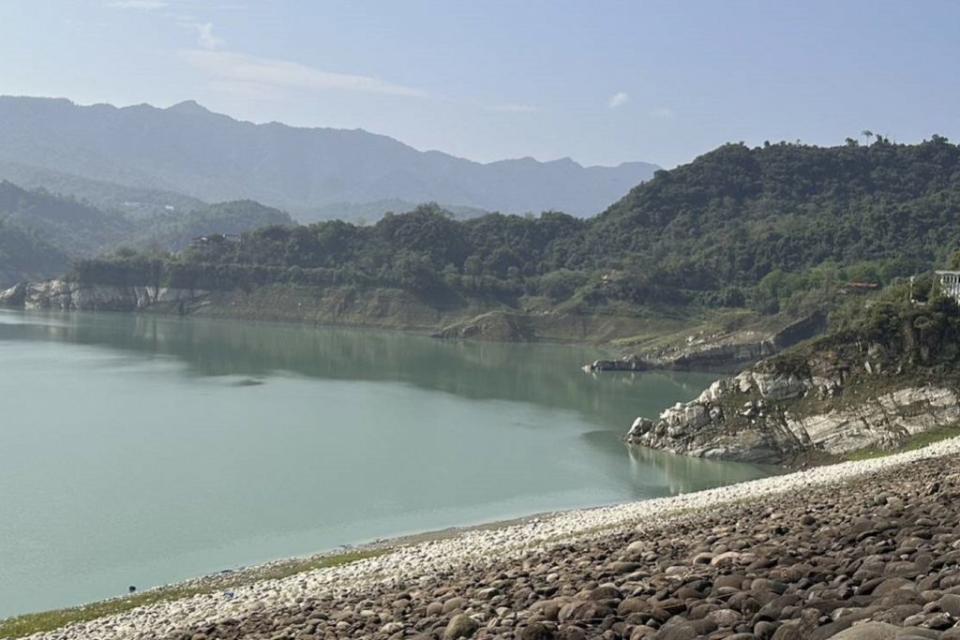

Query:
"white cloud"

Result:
[[487, 103, 538, 113], [608, 92, 629, 109], [106, 0, 168, 8], [181, 50, 427, 98], [608, 92, 630, 109], [195, 23, 225, 50], [649, 106, 675, 119]]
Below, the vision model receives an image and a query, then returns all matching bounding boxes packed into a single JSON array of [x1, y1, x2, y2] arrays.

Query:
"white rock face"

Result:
[[785, 386, 960, 456], [751, 372, 808, 401], [696, 379, 727, 404], [0, 282, 26, 305], [2, 280, 209, 312], [627, 361, 960, 465]]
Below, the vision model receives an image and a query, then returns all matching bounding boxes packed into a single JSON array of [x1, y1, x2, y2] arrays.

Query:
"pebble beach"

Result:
[[20, 437, 960, 640]]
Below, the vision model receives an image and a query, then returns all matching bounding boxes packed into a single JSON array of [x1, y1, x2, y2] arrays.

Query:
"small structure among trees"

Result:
[[935, 271, 960, 302]]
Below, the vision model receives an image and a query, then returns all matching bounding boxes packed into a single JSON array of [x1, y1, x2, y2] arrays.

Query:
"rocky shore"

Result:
[[0, 278, 696, 345], [624, 296, 960, 466], [17, 438, 960, 640], [626, 367, 960, 465]]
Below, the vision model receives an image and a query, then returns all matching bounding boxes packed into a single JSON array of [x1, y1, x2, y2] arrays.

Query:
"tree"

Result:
[[391, 251, 437, 292], [949, 251, 960, 271]]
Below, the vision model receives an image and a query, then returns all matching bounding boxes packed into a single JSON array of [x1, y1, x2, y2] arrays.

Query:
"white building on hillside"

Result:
[[935, 270, 960, 301]]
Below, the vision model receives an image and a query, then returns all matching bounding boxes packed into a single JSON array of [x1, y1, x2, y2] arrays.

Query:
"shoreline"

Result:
[[9, 435, 960, 640], [0, 305, 623, 353]]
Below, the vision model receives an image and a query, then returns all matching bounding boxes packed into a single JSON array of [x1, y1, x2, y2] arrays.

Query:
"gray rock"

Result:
[[444, 613, 479, 640], [557, 600, 608, 623], [823, 621, 903, 639], [517, 621, 554, 640], [938, 593, 960, 617], [556, 626, 587, 640], [705, 608, 741, 627], [442, 597, 467, 614]]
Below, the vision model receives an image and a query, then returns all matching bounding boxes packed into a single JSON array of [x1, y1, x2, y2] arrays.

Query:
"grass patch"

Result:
[[0, 549, 387, 639], [246, 549, 386, 583], [845, 425, 960, 462], [608, 308, 782, 351]]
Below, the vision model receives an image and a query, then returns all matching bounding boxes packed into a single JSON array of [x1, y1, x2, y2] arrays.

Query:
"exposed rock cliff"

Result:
[[628, 297, 960, 465], [0, 280, 208, 312], [586, 312, 826, 373], [627, 370, 959, 465]]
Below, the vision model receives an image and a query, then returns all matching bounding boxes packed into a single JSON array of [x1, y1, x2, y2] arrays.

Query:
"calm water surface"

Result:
[[0, 310, 771, 617]]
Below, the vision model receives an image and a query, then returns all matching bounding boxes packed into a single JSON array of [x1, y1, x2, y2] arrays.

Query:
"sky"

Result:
[[0, 0, 957, 168]]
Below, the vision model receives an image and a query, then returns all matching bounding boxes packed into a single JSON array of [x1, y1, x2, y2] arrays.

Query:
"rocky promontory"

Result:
[[627, 296, 960, 465], [627, 369, 959, 465]]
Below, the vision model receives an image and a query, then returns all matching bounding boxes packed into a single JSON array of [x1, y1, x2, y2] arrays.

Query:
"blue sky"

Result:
[[0, 0, 957, 167]]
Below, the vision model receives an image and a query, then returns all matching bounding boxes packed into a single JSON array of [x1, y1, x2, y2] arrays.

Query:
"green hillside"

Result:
[[0, 182, 293, 286], [0, 218, 69, 286], [0, 181, 134, 256], [585, 135, 960, 309], [71, 136, 960, 321]]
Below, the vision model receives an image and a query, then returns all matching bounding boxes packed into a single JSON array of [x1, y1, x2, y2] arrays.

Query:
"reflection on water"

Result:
[[0, 310, 771, 618], [0, 310, 716, 427], [580, 429, 774, 498], [625, 442, 778, 494]]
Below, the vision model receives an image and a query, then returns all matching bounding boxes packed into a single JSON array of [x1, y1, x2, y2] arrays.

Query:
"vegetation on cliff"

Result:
[[763, 282, 960, 384]]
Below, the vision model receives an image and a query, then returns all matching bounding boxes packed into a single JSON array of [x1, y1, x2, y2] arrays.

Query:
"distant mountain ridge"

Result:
[[0, 96, 659, 217], [0, 160, 484, 225]]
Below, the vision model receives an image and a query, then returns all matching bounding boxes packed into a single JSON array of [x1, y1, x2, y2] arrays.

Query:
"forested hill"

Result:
[[0, 180, 137, 256], [0, 181, 293, 286], [0, 218, 69, 285], [585, 136, 960, 291], [73, 136, 960, 317]]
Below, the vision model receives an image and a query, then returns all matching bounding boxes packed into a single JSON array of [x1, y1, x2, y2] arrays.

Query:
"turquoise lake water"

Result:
[[0, 310, 770, 617]]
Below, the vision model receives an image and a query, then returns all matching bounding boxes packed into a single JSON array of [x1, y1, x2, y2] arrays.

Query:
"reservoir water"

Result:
[[0, 310, 771, 618]]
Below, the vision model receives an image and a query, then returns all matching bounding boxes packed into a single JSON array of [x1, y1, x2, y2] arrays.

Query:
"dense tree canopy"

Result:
[[74, 136, 960, 314], [0, 217, 69, 286]]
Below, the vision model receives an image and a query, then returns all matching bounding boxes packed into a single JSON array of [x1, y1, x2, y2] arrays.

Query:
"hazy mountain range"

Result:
[[0, 96, 658, 218], [0, 180, 292, 286]]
